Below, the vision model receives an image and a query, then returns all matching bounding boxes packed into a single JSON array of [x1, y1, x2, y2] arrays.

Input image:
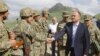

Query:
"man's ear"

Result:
[[0, 14, 2, 16], [0, 14, 4, 17]]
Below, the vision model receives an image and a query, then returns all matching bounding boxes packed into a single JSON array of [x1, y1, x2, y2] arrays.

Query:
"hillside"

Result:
[[49, 3, 86, 21], [49, 3, 72, 13], [95, 13, 100, 19]]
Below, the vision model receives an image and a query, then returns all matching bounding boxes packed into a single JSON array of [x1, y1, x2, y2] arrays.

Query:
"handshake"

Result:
[[46, 38, 55, 43]]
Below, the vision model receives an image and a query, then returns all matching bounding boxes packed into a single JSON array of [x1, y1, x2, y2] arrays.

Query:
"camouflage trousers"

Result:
[[45, 43, 52, 56], [59, 49, 65, 56], [33, 42, 46, 56], [89, 43, 100, 56], [58, 46, 66, 56], [10, 48, 23, 56], [10, 46, 33, 56], [0, 49, 11, 56]]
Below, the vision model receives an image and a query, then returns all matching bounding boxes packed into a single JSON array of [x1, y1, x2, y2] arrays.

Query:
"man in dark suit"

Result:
[[46, 9, 90, 56]]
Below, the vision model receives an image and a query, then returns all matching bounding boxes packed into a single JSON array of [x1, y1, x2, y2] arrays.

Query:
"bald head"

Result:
[[52, 17, 57, 24]]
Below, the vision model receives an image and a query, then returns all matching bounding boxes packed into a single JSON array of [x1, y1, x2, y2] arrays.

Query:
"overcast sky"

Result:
[[3, 0, 100, 19]]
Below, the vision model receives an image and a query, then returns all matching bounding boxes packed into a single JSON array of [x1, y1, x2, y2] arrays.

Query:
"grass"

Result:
[[5, 20, 18, 30]]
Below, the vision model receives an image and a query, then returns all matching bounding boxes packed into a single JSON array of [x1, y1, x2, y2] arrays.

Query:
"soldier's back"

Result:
[[88, 23, 100, 55], [57, 21, 68, 56]]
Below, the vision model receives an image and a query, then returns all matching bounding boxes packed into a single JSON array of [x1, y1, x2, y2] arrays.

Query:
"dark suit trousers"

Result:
[[52, 41, 56, 56], [70, 47, 75, 56]]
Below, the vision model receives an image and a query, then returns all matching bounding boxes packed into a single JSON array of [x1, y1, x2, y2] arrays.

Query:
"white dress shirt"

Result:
[[71, 22, 79, 47]]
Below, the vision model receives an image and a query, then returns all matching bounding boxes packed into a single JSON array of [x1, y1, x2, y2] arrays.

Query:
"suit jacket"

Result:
[[54, 22, 90, 56], [97, 20, 100, 29]]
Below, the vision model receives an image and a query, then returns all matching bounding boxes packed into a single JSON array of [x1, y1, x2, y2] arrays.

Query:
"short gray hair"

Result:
[[72, 8, 81, 16]]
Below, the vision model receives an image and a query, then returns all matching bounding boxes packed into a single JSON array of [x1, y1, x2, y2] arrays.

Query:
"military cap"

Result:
[[42, 9, 49, 14], [0, 1, 8, 12], [20, 7, 33, 17], [33, 10, 40, 17], [84, 15, 92, 21], [62, 11, 69, 17]]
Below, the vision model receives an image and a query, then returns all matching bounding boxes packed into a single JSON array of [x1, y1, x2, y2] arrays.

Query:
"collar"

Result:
[[22, 20, 30, 25], [73, 21, 80, 26], [52, 22, 58, 25]]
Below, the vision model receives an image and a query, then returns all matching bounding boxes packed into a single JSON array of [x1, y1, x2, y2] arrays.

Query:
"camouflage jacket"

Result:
[[88, 24, 100, 44], [0, 20, 11, 52], [13, 20, 35, 44], [32, 22, 46, 42], [31, 21, 47, 46], [57, 21, 67, 46], [39, 17, 49, 33]]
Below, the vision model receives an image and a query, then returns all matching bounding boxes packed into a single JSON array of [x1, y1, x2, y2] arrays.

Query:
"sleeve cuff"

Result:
[[51, 37, 55, 41]]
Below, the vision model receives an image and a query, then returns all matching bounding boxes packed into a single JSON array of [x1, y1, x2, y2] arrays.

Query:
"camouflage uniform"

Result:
[[40, 10, 49, 56], [11, 7, 35, 56], [84, 16, 100, 56], [0, 20, 12, 56], [0, 2, 12, 56], [57, 11, 70, 56], [40, 9, 49, 33], [39, 18, 48, 33], [57, 21, 67, 56], [31, 11, 47, 56]]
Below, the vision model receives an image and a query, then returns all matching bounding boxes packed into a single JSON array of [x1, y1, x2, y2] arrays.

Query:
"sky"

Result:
[[3, 0, 100, 20]]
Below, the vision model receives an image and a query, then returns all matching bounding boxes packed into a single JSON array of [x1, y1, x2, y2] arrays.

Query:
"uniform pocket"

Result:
[[33, 41, 40, 47]]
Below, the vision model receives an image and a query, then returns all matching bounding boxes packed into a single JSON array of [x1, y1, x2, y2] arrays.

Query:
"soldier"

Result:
[[84, 15, 100, 56], [12, 7, 35, 56], [57, 11, 71, 56], [40, 10, 50, 55], [0, 1, 16, 56], [31, 10, 47, 56], [40, 9, 49, 33]]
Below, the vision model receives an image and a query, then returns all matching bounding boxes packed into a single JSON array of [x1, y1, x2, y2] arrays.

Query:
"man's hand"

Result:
[[9, 31, 16, 40], [46, 38, 54, 44], [83, 54, 87, 56], [10, 39, 16, 47]]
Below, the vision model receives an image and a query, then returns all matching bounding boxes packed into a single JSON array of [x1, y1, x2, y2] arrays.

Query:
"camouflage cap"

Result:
[[84, 15, 92, 21], [20, 7, 33, 17], [0, 1, 8, 12], [42, 9, 49, 14], [33, 10, 40, 16], [62, 11, 69, 17]]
